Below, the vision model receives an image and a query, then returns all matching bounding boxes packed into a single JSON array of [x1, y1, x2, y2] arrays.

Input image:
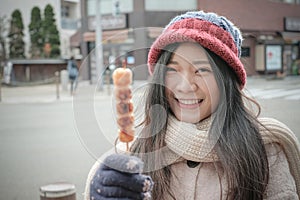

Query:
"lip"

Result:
[[176, 98, 203, 109]]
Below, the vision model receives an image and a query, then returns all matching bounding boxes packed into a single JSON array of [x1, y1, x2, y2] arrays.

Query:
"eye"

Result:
[[166, 66, 177, 72], [196, 67, 212, 74]]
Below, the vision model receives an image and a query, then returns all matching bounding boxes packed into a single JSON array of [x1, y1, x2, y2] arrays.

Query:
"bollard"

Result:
[[60, 70, 69, 91], [39, 182, 76, 200], [0, 71, 2, 102], [106, 70, 111, 95], [55, 71, 60, 100]]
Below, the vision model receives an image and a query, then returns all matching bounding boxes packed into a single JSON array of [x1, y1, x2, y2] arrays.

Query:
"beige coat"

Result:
[[84, 118, 300, 199], [164, 143, 298, 199]]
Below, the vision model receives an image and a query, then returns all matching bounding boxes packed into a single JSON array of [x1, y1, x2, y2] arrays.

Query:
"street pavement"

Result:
[[0, 75, 299, 200], [1, 75, 300, 104], [245, 75, 300, 100]]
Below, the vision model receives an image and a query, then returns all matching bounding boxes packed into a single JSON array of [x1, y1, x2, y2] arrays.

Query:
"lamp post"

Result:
[[95, 0, 104, 91]]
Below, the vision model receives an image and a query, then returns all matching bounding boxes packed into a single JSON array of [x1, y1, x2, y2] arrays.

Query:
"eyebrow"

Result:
[[192, 60, 210, 65], [168, 60, 209, 65]]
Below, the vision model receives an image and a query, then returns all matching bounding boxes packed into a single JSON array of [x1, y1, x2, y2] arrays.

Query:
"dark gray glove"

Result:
[[90, 154, 154, 200]]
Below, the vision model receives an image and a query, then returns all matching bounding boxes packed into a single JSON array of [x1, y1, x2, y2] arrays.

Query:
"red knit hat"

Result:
[[147, 11, 246, 88]]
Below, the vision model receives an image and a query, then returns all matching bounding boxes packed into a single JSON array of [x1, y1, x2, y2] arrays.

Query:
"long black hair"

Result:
[[130, 42, 269, 200], [206, 47, 269, 199]]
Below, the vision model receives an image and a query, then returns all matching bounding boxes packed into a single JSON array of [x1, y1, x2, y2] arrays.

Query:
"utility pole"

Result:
[[96, 0, 104, 91]]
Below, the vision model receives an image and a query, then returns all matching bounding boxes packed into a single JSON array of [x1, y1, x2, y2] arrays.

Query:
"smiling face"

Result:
[[165, 43, 220, 123]]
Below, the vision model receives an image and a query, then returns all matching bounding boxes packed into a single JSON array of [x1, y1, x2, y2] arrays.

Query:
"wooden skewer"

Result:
[[112, 58, 134, 152], [123, 59, 128, 151], [123, 59, 127, 69]]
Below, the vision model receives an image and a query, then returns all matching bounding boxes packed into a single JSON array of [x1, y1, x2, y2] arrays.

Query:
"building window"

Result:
[[145, 0, 197, 11], [241, 47, 251, 57], [62, 5, 70, 17], [269, 0, 300, 4], [87, 0, 133, 16]]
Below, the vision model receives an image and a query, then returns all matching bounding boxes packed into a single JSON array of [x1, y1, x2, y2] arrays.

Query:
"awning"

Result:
[[282, 32, 300, 42], [83, 29, 130, 43], [147, 27, 164, 38], [70, 30, 81, 47]]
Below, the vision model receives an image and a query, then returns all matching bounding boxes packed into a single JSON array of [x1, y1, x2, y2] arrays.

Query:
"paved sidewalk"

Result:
[[0, 81, 107, 104], [0, 80, 150, 104], [245, 75, 300, 90], [0, 76, 299, 104], [0, 84, 72, 103]]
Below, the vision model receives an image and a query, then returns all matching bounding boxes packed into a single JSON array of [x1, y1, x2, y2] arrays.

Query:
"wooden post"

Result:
[[106, 70, 111, 95], [0, 69, 2, 102], [55, 71, 60, 100]]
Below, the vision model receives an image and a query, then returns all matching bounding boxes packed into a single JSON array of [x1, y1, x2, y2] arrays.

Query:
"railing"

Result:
[[61, 18, 80, 30]]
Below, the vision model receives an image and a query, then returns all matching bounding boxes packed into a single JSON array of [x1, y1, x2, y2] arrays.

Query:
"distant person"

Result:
[[67, 56, 79, 95]]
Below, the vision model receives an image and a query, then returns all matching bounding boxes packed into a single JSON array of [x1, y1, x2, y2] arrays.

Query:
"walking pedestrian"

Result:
[[67, 56, 79, 95], [85, 11, 300, 200]]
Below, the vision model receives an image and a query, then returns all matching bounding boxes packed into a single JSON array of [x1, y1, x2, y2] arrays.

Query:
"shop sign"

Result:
[[88, 14, 127, 31], [265, 45, 282, 71], [284, 17, 300, 32]]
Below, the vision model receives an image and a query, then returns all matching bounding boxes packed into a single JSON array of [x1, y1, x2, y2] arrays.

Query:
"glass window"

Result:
[[269, 0, 300, 4], [145, 0, 197, 11], [61, 5, 70, 17], [87, 0, 133, 16], [241, 47, 251, 57]]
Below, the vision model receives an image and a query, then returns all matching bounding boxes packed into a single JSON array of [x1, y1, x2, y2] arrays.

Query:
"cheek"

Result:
[[210, 87, 220, 111], [165, 75, 177, 96], [203, 77, 220, 110], [165, 87, 172, 101], [165, 75, 177, 89]]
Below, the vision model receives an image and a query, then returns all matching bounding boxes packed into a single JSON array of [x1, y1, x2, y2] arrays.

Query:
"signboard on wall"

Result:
[[88, 14, 127, 31], [284, 17, 300, 32], [265, 45, 282, 71]]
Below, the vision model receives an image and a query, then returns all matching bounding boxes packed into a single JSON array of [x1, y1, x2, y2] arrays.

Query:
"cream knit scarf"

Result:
[[165, 115, 217, 162], [165, 115, 300, 196]]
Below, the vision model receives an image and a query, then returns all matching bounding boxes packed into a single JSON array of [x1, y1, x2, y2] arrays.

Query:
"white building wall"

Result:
[[1, 0, 78, 59], [86, 0, 133, 16]]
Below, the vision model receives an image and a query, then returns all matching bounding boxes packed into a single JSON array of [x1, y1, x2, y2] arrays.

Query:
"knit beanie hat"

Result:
[[147, 11, 246, 88]]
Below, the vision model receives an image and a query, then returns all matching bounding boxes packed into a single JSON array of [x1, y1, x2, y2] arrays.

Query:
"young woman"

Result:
[[85, 11, 300, 200]]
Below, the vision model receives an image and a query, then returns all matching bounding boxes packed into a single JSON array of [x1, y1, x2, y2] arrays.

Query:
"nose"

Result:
[[176, 73, 198, 93]]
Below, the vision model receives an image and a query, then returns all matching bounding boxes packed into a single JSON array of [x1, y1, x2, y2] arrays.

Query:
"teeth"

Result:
[[178, 99, 201, 105]]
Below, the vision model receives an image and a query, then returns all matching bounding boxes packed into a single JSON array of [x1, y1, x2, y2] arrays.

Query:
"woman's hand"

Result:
[[90, 154, 154, 200]]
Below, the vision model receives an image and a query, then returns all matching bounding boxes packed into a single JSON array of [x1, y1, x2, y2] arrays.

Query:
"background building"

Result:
[[75, 0, 199, 82], [1, 0, 81, 59], [0, 0, 81, 84], [197, 0, 300, 77], [1, 0, 300, 83], [75, 0, 300, 82], [60, 0, 81, 59]]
